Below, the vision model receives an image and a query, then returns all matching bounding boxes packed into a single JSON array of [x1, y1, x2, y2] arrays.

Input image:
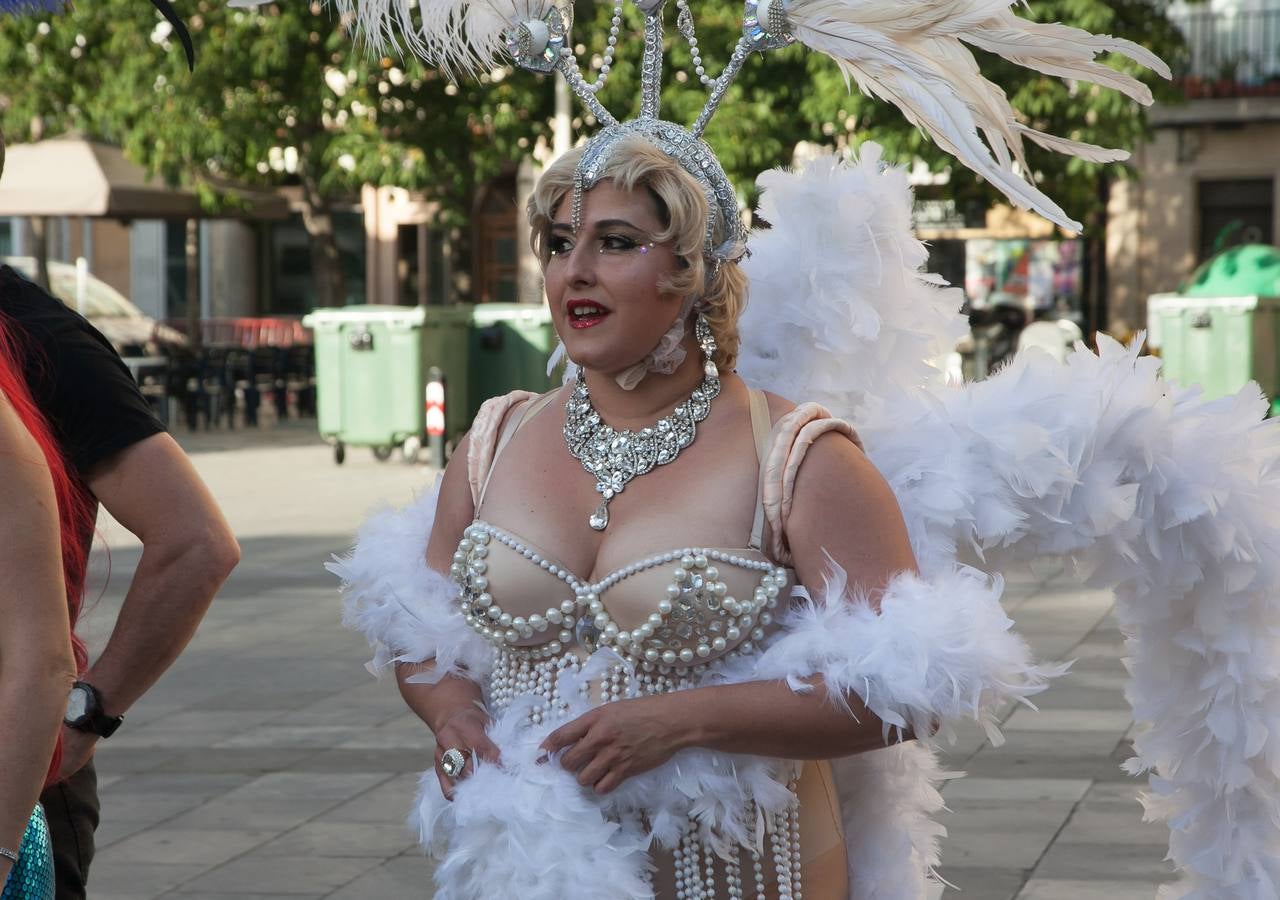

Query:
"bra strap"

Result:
[[474, 390, 560, 511], [761, 403, 862, 565], [748, 389, 771, 550]]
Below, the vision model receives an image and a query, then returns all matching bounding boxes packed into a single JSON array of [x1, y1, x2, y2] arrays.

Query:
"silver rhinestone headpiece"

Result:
[[498, 0, 795, 265], [341, 0, 1170, 237]]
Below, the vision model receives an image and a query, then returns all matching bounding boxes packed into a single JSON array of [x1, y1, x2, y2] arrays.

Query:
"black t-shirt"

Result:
[[0, 264, 165, 490]]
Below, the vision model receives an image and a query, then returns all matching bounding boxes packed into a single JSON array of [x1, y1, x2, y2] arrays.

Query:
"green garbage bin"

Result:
[[304, 304, 473, 464], [1147, 244, 1280, 405], [468, 303, 559, 419], [1148, 295, 1280, 402]]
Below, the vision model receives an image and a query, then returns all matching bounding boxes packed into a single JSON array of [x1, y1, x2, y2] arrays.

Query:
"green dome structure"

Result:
[[1181, 243, 1280, 298]]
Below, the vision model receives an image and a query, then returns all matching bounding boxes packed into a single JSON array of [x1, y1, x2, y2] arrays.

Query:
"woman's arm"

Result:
[[0, 392, 77, 874], [545, 432, 916, 792], [395, 433, 500, 798]]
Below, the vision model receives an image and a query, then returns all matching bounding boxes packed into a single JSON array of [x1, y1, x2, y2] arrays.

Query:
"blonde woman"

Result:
[[337, 136, 1045, 900]]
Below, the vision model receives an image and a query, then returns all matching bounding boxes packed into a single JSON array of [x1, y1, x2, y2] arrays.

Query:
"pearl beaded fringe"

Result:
[[487, 649, 804, 900]]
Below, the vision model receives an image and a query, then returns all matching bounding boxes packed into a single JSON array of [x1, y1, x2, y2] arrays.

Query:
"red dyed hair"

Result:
[[0, 312, 93, 785]]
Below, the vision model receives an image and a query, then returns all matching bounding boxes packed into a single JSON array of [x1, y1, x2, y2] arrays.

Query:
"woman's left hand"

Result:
[[539, 695, 693, 794]]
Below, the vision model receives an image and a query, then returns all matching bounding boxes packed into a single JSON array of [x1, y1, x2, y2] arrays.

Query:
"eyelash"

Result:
[[548, 233, 648, 257]]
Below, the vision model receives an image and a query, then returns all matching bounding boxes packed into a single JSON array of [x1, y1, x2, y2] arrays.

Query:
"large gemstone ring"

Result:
[[439, 747, 469, 780]]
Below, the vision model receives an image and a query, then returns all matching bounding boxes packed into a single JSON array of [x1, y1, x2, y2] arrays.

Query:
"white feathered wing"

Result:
[[738, 143, 1280, 898]]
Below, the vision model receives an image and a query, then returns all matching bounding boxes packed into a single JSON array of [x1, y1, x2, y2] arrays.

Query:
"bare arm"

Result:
[[57, 432, 239, 779], [0, 394, 76, 873], [545, 432, 920, 792], [395, 433, 500, 797], [684, 431, 920, 756]]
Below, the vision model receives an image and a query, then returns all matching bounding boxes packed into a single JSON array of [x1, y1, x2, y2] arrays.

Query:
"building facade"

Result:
[[1108, 0, 1280, 333]]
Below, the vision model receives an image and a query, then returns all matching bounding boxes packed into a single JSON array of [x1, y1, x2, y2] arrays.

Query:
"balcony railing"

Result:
[[1169, 6, 1280, 98]]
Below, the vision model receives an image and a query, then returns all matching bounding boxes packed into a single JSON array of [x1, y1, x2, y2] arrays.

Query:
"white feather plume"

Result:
[[781, 0, 1170, 231], [333, 0, 555, 76], [858, 339, 1280, 897], [739, 143, 1280, 894], [832, 743, 956, 900], [327, 480, 493, 683], [738, 144, 967, 422]]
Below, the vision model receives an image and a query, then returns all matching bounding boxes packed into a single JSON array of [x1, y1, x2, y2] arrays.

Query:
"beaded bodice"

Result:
[[445, 390, 859, 899], [449, 520, 789, 669]]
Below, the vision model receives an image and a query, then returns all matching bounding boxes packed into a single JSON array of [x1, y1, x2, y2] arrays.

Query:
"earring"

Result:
[[695, 312, 719, 379]]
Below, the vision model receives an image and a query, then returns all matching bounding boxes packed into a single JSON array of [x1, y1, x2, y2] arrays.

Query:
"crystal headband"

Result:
[[342, 0, 1170, 235], [573, 119, 747, 264]]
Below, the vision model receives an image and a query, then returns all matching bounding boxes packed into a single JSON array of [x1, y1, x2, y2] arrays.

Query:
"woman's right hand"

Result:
[[433, 706, 501, 801]]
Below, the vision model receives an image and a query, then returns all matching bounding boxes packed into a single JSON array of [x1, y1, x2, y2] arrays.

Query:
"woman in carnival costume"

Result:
[[334, 2, 1280, 898]]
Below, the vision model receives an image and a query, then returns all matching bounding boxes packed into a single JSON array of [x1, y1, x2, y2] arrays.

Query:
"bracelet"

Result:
[[0, 846, 17, 863]]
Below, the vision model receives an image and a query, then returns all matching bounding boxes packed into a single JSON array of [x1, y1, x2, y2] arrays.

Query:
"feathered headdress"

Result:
[[336, 0, 1170, 234]]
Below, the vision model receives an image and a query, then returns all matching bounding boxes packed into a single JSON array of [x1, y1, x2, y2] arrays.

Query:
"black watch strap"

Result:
[[66, 681, 124, 738]]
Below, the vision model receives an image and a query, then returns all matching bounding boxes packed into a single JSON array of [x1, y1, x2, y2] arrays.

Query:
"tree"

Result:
[[0, 0, 557, 306], [0, 0, 1183, 309]]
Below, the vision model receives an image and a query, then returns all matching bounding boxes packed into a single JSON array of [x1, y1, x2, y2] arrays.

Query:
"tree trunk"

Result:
[[28, 217, 51, 291], [1084, 174, 1111, 347], [186, 218, 202, 351], [299, 171, 347, 309]]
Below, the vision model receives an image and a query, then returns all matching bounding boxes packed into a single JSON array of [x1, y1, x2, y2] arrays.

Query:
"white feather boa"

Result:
[[863, 344, 1280, 899], [327, 482, 492, 684], [403, 566, 1051, 900], [740, 146, 1280, 897], [747, 562, 1065, 747]]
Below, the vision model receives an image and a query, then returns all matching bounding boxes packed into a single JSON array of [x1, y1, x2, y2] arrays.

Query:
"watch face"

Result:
[[66, 687, 90, 722]]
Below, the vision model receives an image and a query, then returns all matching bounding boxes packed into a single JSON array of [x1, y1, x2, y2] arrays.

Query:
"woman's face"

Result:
[[545, 179, 686, 376]]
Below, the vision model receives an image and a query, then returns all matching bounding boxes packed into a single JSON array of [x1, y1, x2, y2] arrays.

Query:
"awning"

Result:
[[0, 138, 290, 220]]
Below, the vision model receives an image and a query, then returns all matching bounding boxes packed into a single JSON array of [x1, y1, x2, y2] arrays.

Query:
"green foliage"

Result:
[[0, 0, 1184, 228], [0, 0, 557, 224]]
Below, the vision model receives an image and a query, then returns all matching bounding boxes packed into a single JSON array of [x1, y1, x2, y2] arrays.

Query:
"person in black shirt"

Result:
[[0, 265, 240, 900]]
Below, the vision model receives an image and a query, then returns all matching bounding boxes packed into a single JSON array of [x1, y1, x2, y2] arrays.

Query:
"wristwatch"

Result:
[[64, 681, 124, 738]]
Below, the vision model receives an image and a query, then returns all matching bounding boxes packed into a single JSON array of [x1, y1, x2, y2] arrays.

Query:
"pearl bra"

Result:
[[451, 389, 791, 669], [450, 387, 863, 899]]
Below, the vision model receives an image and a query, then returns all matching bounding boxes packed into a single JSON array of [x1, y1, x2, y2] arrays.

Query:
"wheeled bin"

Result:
[[468, 303, 559, 419], [304, 304, 472, 464], [1148, 244, 1280, 406]]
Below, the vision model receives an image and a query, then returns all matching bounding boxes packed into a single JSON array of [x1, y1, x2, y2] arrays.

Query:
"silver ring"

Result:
[[440, 747, 468, 780]]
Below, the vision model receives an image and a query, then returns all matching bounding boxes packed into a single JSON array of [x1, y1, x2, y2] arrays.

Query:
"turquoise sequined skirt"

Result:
[[1, 806, 54, 900]]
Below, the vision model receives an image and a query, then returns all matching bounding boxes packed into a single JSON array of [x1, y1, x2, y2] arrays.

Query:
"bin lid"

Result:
[[471, 302, 552, 325], [1148, 293, 1260, 313], [1180, 244, 1280, 299], [302, 304, 429, 327]]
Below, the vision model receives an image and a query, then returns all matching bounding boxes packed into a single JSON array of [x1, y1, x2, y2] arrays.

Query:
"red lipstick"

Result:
[[567, 299, 611, 330]]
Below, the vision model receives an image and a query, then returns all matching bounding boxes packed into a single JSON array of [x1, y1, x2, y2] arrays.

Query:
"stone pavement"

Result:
[[75, 423, 1175, 899]]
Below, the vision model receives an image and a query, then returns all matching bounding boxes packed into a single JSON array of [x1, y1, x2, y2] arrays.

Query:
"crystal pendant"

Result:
[[575, 617, 601, 650], [589, 500, 610, 531]]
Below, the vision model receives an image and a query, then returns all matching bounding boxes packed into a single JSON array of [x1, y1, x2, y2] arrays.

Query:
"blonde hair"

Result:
[[528, 138, 748, 371]]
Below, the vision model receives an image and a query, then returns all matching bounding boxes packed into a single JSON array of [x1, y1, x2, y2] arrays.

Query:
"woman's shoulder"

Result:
[[748, 387, 852, 435], [474, 387, 550, 425], [749, 387, 862, 454]]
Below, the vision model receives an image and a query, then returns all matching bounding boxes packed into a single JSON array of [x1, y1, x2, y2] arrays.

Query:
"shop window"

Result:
[[267, 211, 366, 314]]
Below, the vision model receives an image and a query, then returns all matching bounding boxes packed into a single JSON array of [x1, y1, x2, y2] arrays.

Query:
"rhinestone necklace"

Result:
[[564, 317, 721, 531]]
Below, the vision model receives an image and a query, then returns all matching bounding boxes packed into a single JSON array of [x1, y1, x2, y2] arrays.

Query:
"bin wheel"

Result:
[[402, 435, 422, 464], [334, 443, 346, 465], [373, 445, 394, 462]]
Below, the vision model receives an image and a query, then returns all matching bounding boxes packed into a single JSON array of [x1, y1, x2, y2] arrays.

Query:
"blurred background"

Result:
[[0, 0, 1276, 455]]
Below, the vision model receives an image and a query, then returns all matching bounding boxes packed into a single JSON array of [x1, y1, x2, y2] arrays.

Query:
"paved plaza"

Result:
[[76, 424, 1176, 899]]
